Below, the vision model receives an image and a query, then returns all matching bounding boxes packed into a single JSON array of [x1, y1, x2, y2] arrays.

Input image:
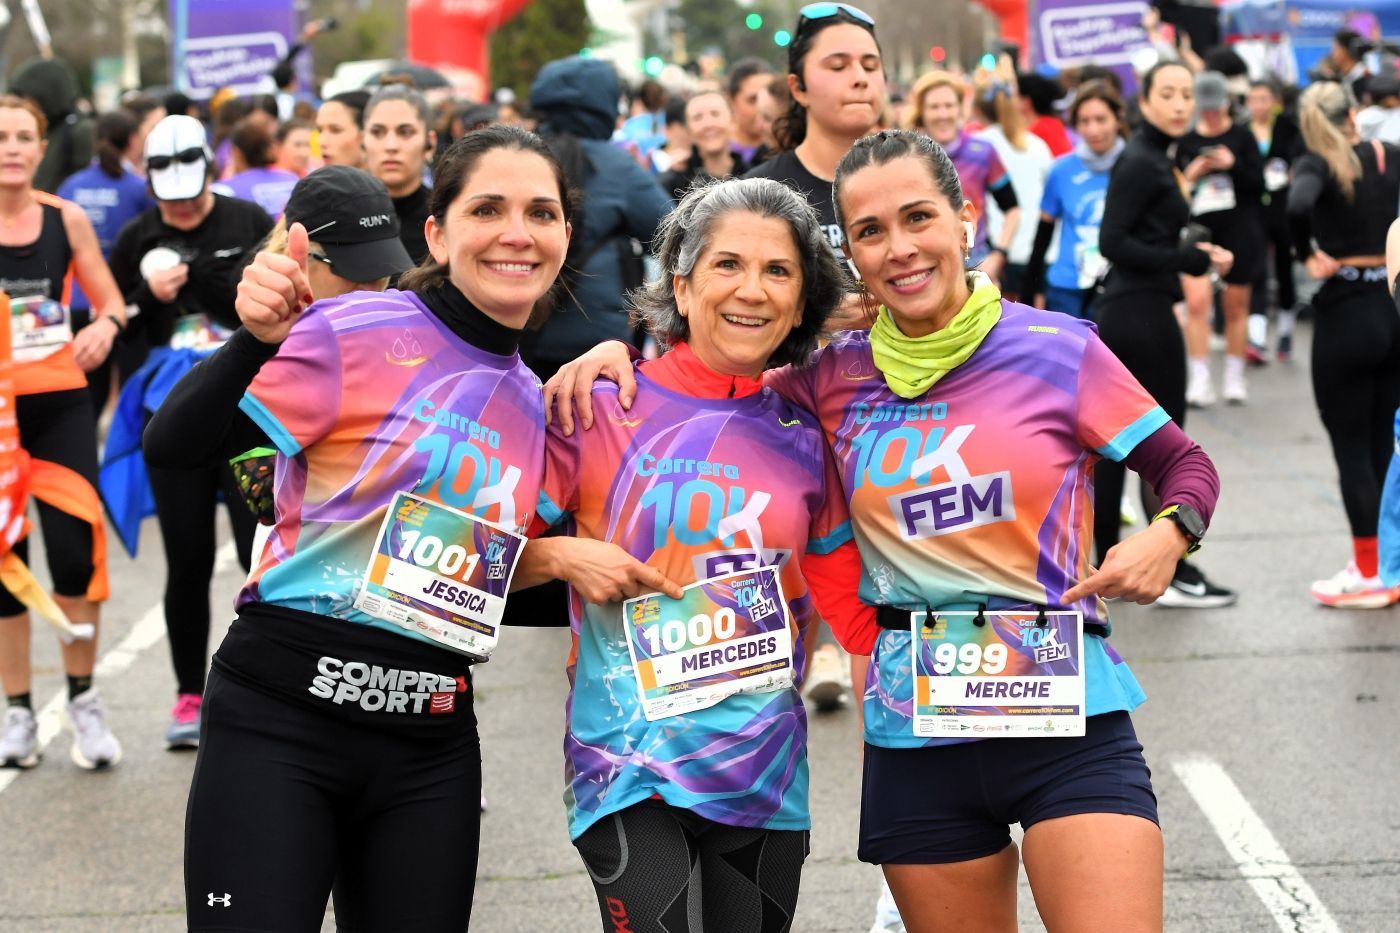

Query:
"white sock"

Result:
[[1190, 357, 1211, 382], [1225, 354, 1246, 382], [1247, 314, 1268, 347]]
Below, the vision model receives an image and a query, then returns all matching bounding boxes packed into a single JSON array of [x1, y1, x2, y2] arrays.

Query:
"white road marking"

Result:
[[0, 542, 238, 794], [1173, 755, 1341, 933]]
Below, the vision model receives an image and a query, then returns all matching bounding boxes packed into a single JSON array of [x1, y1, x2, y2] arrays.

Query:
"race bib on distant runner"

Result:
[[1192, 174, 1236, 215], [171, 313, 233, 351], [1265, 158, 1289, 192], [354, 491, 524, 660], [911, 610, 1085, 738], [10, 297, 70, 363], [623, 567, 793, 721]]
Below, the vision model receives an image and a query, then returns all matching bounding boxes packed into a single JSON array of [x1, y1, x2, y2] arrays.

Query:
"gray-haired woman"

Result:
[[515, 176, 875, 933]]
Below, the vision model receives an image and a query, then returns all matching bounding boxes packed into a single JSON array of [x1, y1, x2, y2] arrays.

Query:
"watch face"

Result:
[[1175, 506, 1206, 540]]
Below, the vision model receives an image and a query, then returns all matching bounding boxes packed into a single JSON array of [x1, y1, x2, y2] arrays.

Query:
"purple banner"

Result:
[[169, 0, 297, 100], [1032, 0, 1152, 94]]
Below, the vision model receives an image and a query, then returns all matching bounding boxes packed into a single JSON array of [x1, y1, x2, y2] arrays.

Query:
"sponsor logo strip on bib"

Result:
[[353, 491, 524, 660], [623, 567, 793, 721], [911, 610, 1085, 738]]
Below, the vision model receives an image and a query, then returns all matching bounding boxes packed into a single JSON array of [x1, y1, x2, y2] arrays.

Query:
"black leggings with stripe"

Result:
[[1310, 277, 1400, 538], [573, 799, 808, 933]]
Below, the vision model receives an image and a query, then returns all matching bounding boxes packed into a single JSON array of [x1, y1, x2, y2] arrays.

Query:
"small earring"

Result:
[[857, 278, 878, 323]]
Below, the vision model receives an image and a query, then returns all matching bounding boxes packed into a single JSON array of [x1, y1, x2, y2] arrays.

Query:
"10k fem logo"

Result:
[[886, 424, 1015, 539]]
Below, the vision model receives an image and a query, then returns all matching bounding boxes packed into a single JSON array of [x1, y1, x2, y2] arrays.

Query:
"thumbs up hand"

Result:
[[235, 222, 315, 346]]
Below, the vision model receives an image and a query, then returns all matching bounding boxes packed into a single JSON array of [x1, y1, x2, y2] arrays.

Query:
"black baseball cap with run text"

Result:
[[282, 166, 415, 282]]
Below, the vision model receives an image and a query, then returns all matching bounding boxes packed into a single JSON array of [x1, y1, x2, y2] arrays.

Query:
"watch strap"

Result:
[[1153, 504, 1202, 556]]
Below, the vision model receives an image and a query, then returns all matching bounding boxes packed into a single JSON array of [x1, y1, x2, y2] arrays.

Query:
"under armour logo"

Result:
[[208, 893, 231, 907]]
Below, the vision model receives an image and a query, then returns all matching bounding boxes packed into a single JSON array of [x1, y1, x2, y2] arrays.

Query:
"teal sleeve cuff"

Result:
[[1095, 406, 1170, 462], [806, 521, 853, 555], [238, 393, 302, 458], [537, 491, 566, 528]]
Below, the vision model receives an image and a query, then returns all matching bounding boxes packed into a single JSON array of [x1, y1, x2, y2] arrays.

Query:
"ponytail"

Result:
[[973, 82, 1028, 151], [93, 110, 138, 180], [1299, 81, 1362, 201]]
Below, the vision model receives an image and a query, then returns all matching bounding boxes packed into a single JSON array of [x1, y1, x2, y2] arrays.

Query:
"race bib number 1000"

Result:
[[912, 610, 1085, 738], [623, 567, 793, 721], [354, 492, 524, 660]]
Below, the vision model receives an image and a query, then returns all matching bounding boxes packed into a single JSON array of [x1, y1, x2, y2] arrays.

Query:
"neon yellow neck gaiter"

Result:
[[869, 271, 1002, 399]]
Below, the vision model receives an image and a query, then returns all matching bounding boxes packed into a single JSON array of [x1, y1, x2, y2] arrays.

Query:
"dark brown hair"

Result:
[[96, 110, 138, 179], [775, 7, 881, 151], [231, 118, 276, 168], [1069, 80, 1127, 138]]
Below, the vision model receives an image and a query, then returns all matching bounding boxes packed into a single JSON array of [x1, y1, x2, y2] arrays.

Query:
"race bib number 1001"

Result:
[[912, 610, 1085, 738], [623, 567, 793, 721], [354, 492, 524, 660]]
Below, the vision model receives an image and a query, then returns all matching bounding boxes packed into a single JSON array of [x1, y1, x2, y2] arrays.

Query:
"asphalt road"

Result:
[[0, 320, 1396, 932]]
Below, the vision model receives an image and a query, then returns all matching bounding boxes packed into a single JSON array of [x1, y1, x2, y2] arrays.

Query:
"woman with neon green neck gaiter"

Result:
[[543, 129, 1222, 933], [820, 128, 1220, 933]]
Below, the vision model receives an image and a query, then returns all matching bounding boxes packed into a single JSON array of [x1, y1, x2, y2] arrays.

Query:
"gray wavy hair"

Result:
[[631, 176, 851, 368]]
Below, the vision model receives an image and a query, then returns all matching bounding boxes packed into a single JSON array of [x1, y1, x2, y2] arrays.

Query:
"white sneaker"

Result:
[[803, 644, 852, 712], [0, 706, 38, 768], [1186, 367, 1217, 408], [1222, 369, 1247, 405], [1311, 563, 1400, 609], [869, 878, 905, 933], [67, 688, 122, 770]]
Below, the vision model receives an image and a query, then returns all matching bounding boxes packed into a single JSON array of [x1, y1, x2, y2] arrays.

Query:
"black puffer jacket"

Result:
[[526, 57, 671, 366], [11, 57, 94, 194]]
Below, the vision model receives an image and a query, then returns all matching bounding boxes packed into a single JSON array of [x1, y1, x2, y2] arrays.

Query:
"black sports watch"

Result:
[[1155, 504, 1204, 555]]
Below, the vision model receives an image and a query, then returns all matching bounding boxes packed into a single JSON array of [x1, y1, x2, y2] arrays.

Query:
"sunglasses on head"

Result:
[[147, 147, 206, 172], [308, 250, 334, 271], [796, 2, 875, 33]]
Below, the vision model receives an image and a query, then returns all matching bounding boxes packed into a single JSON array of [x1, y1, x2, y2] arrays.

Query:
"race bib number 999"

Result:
[[354, 492, 524, 660], [912, 610, 1085, 738], [623, 567, 793, 721]]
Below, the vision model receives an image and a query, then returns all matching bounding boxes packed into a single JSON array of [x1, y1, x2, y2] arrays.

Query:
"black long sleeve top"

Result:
[[1177, 123, 1265, 220], [108, 195, 274, 346], [1098, 121, 1212, 302], [1287, 141, 1400, 260]]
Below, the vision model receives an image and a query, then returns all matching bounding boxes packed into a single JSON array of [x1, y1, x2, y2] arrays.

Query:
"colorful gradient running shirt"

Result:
[[236, 289, 545, 650], [946, 130, 1011, 264], [767, 301, 1159, 748], [538, 368, 852, 839]]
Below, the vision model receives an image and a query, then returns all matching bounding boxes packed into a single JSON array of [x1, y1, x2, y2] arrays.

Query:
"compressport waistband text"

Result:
[[308, 656, 465, 714]]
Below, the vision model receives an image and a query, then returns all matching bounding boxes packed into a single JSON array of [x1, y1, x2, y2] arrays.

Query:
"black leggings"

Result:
[[185, 668, 482, 932], [1250, 197, 1297, 314], [573, 799, 808, 933], [1091, 291, 1188, 564], [145, 457, 257, 695], [1310, 278, 1400, 538], [0, 389, 99, 616]]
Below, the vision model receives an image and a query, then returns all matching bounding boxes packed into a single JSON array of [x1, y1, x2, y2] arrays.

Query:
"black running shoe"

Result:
[[1156, 561, 1238, 609]]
